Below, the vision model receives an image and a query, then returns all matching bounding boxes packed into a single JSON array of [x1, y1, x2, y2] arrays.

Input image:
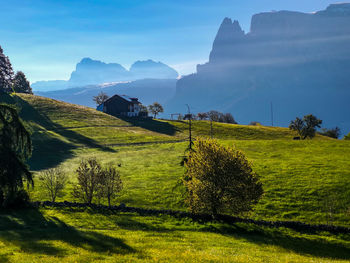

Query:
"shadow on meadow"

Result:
[[0, 94, 116, 171], [86, 210, 350, 260], [66, 208, 350, 260], [0, 209, 135, 257], [216, 224, 350, 260], [119, 116, 180, 136]]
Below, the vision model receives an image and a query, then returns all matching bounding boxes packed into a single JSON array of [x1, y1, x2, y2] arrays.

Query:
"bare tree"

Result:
[[93, 92, 109, 105], [100, 166, 123, 207], [72, 158, 103, 204], [39, 167, 68, 202]]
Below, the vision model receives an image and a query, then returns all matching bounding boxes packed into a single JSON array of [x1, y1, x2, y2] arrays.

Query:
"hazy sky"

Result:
[[0, 0, 338, 82]]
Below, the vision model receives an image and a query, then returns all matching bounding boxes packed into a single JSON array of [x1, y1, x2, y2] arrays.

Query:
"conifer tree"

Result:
[[0, 46, 14, 93], [13, 71, 33, 94]]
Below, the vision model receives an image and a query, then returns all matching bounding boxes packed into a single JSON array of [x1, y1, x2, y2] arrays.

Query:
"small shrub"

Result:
[[249, 121, 261, 126], [319, 127, 341, 139], [345, 132, 350, 140]]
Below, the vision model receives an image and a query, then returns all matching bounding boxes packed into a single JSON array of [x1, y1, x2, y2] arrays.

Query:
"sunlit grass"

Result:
[[0, 208, 349, 263]]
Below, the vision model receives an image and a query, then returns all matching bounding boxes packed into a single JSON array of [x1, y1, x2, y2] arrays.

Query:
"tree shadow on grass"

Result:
[[0, 94, 116, 171], [118, 116, 180, 136], [216, 224, 350, 260], [69, 208, 350, 260], [0, 209, 135, 257]]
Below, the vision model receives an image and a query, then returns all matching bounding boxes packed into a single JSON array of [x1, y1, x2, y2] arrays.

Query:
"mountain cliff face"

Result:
[[130, 60, 179, 80], [69, 58, 130, 86], [32, 58, 179, 91], [168, 3, 350, 133]]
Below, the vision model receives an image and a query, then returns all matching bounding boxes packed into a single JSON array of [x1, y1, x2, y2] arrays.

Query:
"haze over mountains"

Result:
[[34, 3, 350, 134], [167, 3, 350, 133], [32, 58, 179, 91]]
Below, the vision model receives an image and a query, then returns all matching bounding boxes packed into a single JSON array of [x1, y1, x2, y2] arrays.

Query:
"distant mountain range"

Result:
[[166, 3, 350, 134], [36, 79, 177, 108], [32, 58, 179, 92]]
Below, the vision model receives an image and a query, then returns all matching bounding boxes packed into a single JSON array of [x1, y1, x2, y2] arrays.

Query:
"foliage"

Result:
[[319, 127, 341, 139], [93, 91, 109, 105], [249, 121, 261, 126], [0, 104, 33, 207], [39, 167, 68, 202], [99, 166, 123, 207], [139, 104, 148, 114], [183, 138, 263, 216], [13, 71, 32, 94], [207, 110, 237, 124], [222, 112, 237, 124], [148, 102, 164, 118], [289, 114, 322, 139], [0, 45, 14, 93], [345, 132, 350, 140]]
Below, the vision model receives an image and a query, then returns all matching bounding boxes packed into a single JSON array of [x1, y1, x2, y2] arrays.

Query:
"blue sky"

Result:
[[0, 0, 338, 82]]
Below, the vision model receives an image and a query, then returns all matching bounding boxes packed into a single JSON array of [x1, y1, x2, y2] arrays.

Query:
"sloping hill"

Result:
[[0, 93, 330, 170], [3, 93, 349, 228]]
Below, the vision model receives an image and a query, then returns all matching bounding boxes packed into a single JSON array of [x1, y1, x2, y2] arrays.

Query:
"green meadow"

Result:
[[1, 93, 350, 262]]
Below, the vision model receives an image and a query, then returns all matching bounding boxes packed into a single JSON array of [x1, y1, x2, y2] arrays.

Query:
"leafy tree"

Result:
[[93, 92, 109, 105], [39, 167, 68, 202], [72, 158, 103, 204], [289, 114, 322, 139], [99, 166, 123, 207], [0, 46, 14, 93], [13, 71, 32, 94], [197, 112, 208, 120], [222, 113, 237, 124], [148, 102, 164, 118], [319, 127, 341, 139], [0, 104, 33, 207], [183, 138, 263, 217], [207, 110, 237, 124]]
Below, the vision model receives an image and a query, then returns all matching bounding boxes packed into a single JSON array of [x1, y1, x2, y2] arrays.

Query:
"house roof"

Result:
[[103, 94, 140, 105]]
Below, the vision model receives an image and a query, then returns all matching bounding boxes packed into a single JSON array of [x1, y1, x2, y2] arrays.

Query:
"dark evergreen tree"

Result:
[[13, 71, 32, 94], [0, 104, 33, 207], [0, 46, 14, 93]]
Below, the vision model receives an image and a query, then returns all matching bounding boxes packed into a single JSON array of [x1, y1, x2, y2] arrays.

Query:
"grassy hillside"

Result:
[[1, 93, 348, 225], [1, 93, 350, 262], [1, 93, 321, 170]]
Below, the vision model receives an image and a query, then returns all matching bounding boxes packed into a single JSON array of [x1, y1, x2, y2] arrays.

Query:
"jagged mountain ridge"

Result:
[[32, 58, 178, 91], [167, 3, 350, 134], [36, 79, 177, 108]]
